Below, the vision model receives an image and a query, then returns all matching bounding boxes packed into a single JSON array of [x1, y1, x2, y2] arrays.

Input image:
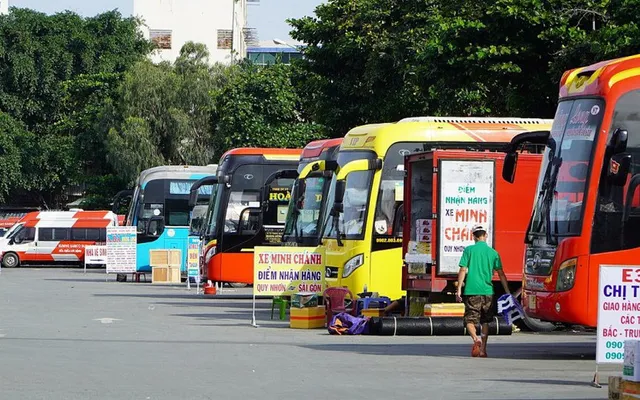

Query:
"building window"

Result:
[[217, 29, 232, 50], [150, 30, 172, 50]]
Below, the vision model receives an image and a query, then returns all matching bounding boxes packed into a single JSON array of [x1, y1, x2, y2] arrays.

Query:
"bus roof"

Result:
[[20, 211, 118, 222], [137, 165, 219, 187], [559, 54, 640, 99], [301, 138, 343, 160], [220, 147, 302, 160], [339, 117, 554, 154]]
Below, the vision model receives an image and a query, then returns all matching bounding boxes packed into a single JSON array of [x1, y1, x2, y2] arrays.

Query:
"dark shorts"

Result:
[[463, 295, 494, 325]]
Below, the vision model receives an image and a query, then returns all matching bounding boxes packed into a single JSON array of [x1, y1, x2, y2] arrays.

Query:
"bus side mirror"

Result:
[[608, 153, 632, 186], [146, 216, 165, 237], [611, 128, 628, 154], [502, 152, 518, 183]]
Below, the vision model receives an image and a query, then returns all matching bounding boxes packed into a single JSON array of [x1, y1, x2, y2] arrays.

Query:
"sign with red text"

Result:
[[597, 265, 640, 364], [253, 246, 325, 296], [438, 160, 494, 274]]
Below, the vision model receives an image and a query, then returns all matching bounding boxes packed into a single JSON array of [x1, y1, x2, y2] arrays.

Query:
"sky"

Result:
[[9, 0, 323, 43]]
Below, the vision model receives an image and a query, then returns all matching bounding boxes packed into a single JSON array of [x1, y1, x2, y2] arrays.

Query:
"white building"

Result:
[[0, 0, 8, 15], [133, 0, 250, 65]]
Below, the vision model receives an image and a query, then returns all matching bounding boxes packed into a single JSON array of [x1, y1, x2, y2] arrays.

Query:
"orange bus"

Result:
[[201, 148, 302, 284], [503, 54, 640, 328]]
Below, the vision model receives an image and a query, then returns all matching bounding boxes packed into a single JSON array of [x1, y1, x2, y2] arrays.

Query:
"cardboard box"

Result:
[[625, 341, 640, 383], [424, 303, 465, 317], [362, 308, 385, 318], [622, 380, 640, 399], [152, 266, 169, 283], [150, 249, 182, 268], [610, 375, 622, 400], [168, 266, 181, 283], [290, 306, 326, 329]]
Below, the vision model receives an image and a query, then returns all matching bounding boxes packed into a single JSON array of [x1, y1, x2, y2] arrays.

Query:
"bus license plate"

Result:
[[528, 295, 536, 311]]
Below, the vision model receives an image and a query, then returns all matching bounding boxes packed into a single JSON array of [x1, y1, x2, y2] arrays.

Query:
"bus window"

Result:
[[225, 191, 260, 233], [39, 228, 70, 242], [87, 229, 101, 241], [13, 227, 35, 243], [71, 228, 87, 241], [375, 142, 425, 236], [593, 89, 640, 253]]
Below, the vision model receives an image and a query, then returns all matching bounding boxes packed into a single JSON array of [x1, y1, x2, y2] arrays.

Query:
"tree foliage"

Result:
[[210, 61, 325, 153], [0, 8, 151, 206], [289, 0, 640, 134]]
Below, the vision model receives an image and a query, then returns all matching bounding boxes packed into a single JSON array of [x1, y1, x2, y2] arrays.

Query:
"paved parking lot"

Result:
[[0, 268, 615, 400]]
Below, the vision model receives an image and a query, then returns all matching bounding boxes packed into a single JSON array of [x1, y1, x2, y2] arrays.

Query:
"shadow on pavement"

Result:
[[298, 341, 596, 361], [489, 378, 603, 387]]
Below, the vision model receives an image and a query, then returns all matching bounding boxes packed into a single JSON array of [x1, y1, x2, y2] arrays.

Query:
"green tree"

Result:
[[106, 42, 221, 183], [210, 60, 325, 155], [0, 8, 151, 207], [289, 0, 640, 134], [0, 113, 28, 202]]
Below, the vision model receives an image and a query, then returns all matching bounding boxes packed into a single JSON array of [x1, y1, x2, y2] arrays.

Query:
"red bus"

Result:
[[503, 54, 640, 327], [282, 138, 342, 246]]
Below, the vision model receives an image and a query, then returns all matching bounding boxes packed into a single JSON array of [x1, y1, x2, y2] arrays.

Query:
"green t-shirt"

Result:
[[459, 241, 502, 296]]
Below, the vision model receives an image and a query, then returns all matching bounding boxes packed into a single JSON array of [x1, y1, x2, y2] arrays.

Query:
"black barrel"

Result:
[[368, 316, 512, 336]]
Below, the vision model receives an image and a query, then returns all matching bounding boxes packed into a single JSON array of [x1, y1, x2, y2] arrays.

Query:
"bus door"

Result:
[[216, 165, 296, 283], [36, 227, 71, 262], [262, 169, 298, 244]]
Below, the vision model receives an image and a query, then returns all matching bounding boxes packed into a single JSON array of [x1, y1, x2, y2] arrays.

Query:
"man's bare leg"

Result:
[[480, 323, 489, 355], [467, 322, 479, 343]]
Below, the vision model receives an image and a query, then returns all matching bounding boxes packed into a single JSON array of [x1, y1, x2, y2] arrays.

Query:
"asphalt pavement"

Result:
[[0, 268, 616, 400]]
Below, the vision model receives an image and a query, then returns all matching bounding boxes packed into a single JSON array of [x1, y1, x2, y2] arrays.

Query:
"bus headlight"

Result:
[[205, 246, 217, 264], [343, 254, 364, 278], [556, 258, 577, 292]]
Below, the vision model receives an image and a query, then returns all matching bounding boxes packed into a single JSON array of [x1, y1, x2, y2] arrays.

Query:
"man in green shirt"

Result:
[[456, 224, 510, 358]]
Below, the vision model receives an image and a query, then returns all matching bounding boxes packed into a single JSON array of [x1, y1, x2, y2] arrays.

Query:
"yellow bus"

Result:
[[322, 117, 552, 299]]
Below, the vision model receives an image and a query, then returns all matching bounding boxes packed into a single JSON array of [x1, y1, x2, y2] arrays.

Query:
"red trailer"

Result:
[[401, 149, 551, 330]]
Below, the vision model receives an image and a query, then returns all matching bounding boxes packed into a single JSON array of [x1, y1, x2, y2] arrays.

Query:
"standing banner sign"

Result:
[[186, 237, 200, 291], [593, 265, 640, 385], [84, 245, 107, 273], [106, 226, 137, 275], [251, 246, 326, 327], [438, 160, 494, 274]]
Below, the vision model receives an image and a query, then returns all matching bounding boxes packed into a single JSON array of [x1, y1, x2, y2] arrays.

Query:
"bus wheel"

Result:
[[513, 290, 556, 332], [520, 311, 557, 332], [2, 253, 20, 268], [229, 283, 248, 288]]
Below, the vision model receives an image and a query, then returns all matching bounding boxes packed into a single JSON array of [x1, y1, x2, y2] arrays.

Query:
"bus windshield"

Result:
[[283, 175, 330, 241], [134, 179, 213, 233], [528, 98, 604, 242], [324, 151, 376, 240], [205, 164, 295, 238]]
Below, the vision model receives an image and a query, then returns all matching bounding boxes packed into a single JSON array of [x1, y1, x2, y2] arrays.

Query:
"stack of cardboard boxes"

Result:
[[150, 249, 182, 284]]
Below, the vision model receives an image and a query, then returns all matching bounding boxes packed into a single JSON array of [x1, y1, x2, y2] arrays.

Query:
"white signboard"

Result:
[[597, 265, 640, 364], [106, 226, 137, 274], [438, 160, 494, 274], [0, 1, 7, 15], [84, 246, 107, 273]]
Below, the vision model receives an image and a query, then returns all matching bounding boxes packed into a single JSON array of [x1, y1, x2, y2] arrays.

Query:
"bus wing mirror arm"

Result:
[[502, 130, 550, 184]]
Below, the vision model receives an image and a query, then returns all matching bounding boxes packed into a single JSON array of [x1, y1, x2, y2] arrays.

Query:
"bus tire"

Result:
[[229, 282, 248, 288], [2, 252, 20, 268], [520, 311, 557, 332]]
